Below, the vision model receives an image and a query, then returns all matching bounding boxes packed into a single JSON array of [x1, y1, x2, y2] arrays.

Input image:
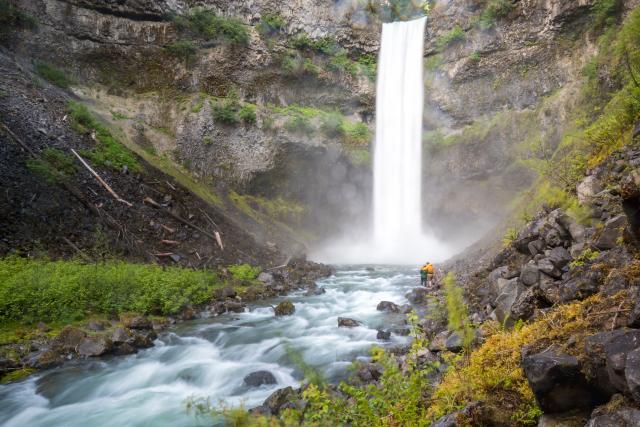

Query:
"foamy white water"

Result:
[[314, 17, 453, 265], [0, 267, 417, 427]]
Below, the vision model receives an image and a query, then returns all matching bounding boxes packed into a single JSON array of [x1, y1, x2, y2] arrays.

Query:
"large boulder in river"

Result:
[[405, 287, 429, 304], [274, 300, 295, 316], [376, 301, 400, 313], [338, 317, 361, 327], [262, 386, 295, 415], [244, 370, 277, 387], [522, 347, 600, 413], [77, 335, 113, 357]]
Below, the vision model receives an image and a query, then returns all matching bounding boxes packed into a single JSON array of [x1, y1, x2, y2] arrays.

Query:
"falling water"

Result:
[[373, 17, 427, 246]]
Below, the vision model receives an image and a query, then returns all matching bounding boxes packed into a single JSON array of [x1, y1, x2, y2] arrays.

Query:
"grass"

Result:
[[67, 101, 142, 173], [436, 25, 465, 51], [257, 12, 285, 36], [34, 61, 73, 89], [227, 264, 261, 283], [26, 147, 78, 184], [212, 100, 239, 125], [285, 115, 315, 134], [0, 257, 225, 324], [238, 104, 257, 125], [0, 0, 37, 40], [478, 0, 515, 30], [164, 40, 198, 65]]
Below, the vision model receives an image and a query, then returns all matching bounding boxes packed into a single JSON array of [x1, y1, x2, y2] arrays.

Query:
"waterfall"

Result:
[[373, 17, 427, 247], [312, 17, 452, 265]]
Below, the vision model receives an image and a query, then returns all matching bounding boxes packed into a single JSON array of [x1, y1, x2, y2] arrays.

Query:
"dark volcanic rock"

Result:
[[274, 300, 295, 316], [376, 301, 400, 313], [77, 335, 113, 357], [263, 386, 295, 415], [405, 287, 429, 304], [625, 348, 640, 403], [225, 301, 245, 313], [376, 329, 391, 340], [244, 371, 277, 387], [214, 286, 237, 300], [523, 347, 600, 413], [338, 317, 361, 327], [586, 406, 640, 426], [520, 263, 540, 286], [548, 246, 572, 269]]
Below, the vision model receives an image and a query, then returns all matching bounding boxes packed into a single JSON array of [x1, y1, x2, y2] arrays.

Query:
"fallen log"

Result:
[[70, 149, 133, 207], [143, 197, 218, 243]]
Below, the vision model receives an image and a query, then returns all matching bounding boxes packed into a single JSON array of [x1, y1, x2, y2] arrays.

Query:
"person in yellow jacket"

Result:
[[420, 262, 434, 287]]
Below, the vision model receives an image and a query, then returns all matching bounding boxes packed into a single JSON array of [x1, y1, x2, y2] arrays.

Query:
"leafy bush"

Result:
[[0, 257, 222, 323], [238, 104, 256, 124], [164, 40, 198, 65], [328, 50, 358, 75], [26, 148, 78, 184], [319, 111, 345, 138], [342, 121, 371, 145], [357, 54, 377, 81], [67, 102, 142, 173], [469, 51, 482, 62], [443, 272, 475, 351], [257, 12, 285, 36], [34, 61, 72, 89], [285, 115, 315, 134], [212, 100, 239, 125], [0, 1, 37, 40], [436, 25, 465, 51], [591, 0, 623, 29], [302, 58, 322, 76], [227, 264, 261, 283], [171, 8, 249, 45], [291, 33, 313, 50]]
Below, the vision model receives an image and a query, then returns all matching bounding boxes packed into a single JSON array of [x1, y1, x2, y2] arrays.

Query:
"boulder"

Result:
[[510, 287, 539, 321], [257, 272, 274, 284], [558, 269, 603, 303], [391, 327, 411, 336], [86, 320, 108, 331], [537, 258, 562, 279], [131, 330, 156, 348], [625, 348, 640, 403], [493, 278, 526, 324], [305, 287, 326, 296], [539, 274, 562, 305], [584, 329, 640, 397], [111, 327, 132, 344], [77, 335, 113, 357], [537, 413, 588, 427], [628, 301, 640, 328], [123, 316, 152, 330], [548, 247, 572, 269], [214, 286, 237, 300], [338, 317, 361, 327], [376, 329, 391, 340], [595, 215, 628, 250], [602, 269, 629, 297], [225, 301, 245, 313], [27, 350, 64, 369], [51, 326, 86, 352], [445, 332, 463, 353], [263, 386, 295, 415], [244, 371, 277, 387], [570, 243, 587, 258], [578, 176, 603, 203], [568, 222, 587, 244], [543, 227, 563, 248], [354, 362, 383, 384], [520, 263, 540, 286], [528, 239, 545, 256], [376, 301, 400, 313], [522, 347, 600, 413], [112, 343, 138, 356], [429, 330, 449, 352], [274, 300, 295, 316], [405, 287, 429, 304]]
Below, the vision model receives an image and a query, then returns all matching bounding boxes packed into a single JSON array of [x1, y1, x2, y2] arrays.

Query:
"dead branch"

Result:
[[160, 224, 176, 234], [153, 252, 174, 257], [199, 208, 221, 232], [165, 180, 176, 191], [611, 301, 626, 330], [143, 197, 219, 243], [62, 237, 93, 263], [587, 308, 631, 317], [70, 149, 133, 207], [160, 239, 180, 245], [214, 231, 224, 251]]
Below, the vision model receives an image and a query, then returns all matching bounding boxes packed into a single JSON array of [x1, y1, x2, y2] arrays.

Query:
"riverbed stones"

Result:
[[376, 301, 400, 313], [274, 300, 295, 316], [338, 317, 361, 327], [244, 370, 277, 387]]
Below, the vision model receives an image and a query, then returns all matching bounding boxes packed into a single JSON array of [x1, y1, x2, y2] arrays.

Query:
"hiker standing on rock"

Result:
[[420, 262, 434, 287]]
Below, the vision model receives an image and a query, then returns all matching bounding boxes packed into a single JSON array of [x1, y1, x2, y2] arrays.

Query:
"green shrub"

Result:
[[319, 111, 345, 138], [342, 121, 371, 145], [291, 33, 313, 50], [203, 136, 213, 145], [281, 53, 302, 74], [443, 272, 475, 351], [312, 36, 339, 55], [328, 50, 358, 75], [171, 8, 249, 45], [357, 54, 377, 80], [164, 40, 198, 65], [436, 25, 465, 51], [302, 58, 322, 76], [34, 61, 72, 89], [67, 102, 142, 173], [0, 1, 37, 40], [238, 104, 257, 124], [0, 257, 222, 323], [26, 148, 78, 184], [469, 51, 482, 62], [257, 12, 285, 36], [478, 0, 515, 30], [285, 115, 315, 134], [227, 264, 261, 282], [591, 0, 623, 29], [212, 100, 238, 125]]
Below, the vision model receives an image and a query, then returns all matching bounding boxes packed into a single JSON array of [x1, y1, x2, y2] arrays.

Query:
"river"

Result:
[[0, 266, 420, 427]]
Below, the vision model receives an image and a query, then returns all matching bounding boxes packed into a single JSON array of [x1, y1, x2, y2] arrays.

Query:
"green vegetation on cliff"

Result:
[[171, 8, 249, 45], [0, 0, 36, 40], [34, 61, 73, 89]]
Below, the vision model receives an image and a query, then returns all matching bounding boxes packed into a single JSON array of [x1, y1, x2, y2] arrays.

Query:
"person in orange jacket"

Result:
[[420, 262, 434, 287]]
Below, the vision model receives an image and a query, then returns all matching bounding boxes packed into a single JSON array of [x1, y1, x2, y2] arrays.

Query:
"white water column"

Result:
[[373, 17, 427, 246]]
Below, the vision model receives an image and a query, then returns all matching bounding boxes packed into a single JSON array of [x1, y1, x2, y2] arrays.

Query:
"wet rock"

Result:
[[225, 301, 245, 313], [131, 330, 157, 348], [578, 176, 603, 203], [376, 329, 391, 340], [376, 301, 400, 313], [274, 300, 295, 316], [112, 343, 138, 356], [584, 329, 640, 397], [338, 317, 361, 327], [77, 335, 113, 357], [391, 327, 410, 336], [568, 222, 587, 243], [625, 348, 640, 403], [586, 406, 640, 426], [86, 320, 108, 331], [27, 350, 64, 369], [123, 316, 152, 330], [558, 269, 603, 303], [179, 307, 196, 321], [522, 347, 599, 413], [520, 263, 540, 286], [244, 370, 277, 387], [305, 286, 326, 296], [263, 386, 295, 415], [209, 301, 227, 316], [548, 247, 572, 269], [51, 326, 86, 352]]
